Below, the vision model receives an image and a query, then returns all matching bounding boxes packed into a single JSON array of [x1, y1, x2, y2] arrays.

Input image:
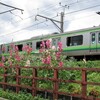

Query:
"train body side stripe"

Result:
[[63, 45, 100, 52]]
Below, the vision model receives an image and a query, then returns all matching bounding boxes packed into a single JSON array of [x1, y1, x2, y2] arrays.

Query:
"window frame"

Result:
[[66, 35, 83, 46]]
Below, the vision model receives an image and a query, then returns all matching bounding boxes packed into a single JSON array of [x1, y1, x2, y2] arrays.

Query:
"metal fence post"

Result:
[[82, 68, 87, 100], [3, 67, 7, 90], [53, 69, 58, 100], [16, 67, 20, 93], [32, 68, 37, 96]]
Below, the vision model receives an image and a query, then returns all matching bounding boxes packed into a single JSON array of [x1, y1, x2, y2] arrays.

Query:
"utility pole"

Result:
[[60, 12, 64, 33], [36, 3, 68, 33], [36, 12, 64, 33]]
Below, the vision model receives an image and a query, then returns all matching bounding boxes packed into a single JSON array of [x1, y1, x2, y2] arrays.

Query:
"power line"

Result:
[[0, 1, 100, 38], [65, 4, 100, 15], [10, 11, 23, 20], [0, 20, 48, 37], [0, 0, 97, 25], [0, 11, 99, 38], [10, 0, 100, 24], [0, 15, 58, 37], [0, 12, 99, 40], [24, 13, 100, 31], [64, 13, 98, 23], [0, 0, 81, 24], [0, 8, 15, 14]]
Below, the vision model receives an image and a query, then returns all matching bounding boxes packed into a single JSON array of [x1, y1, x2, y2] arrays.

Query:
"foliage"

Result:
[[0, 88, 48, 100], [88, 87, 100, 97], [59, 83, 81, 94]]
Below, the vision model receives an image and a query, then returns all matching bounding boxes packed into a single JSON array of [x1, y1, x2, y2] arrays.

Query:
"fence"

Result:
[[0, 66, 100, 100]]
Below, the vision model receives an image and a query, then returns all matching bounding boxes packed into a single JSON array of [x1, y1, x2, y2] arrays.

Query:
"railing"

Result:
[[0, 66, 100, 100]]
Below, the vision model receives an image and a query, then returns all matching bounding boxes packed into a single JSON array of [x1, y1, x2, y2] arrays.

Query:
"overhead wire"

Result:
[[0, 0, 100, 38], [0, 0, 96, 26], [0, 15, 58, 37], [0, 11, 99, 39], [28, 13, 100, 31], [64, 4, 100, 15], [0, 0, 91, 25], [64, 13, 99, 24]]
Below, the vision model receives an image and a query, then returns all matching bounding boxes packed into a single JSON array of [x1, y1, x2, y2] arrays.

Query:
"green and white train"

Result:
[[1, 26, 100, 58]]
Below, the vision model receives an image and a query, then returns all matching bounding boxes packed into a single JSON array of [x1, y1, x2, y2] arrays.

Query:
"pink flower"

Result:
[[42, 56, 51, 64], [42, 58, 46, 64], [15, 46, 19, 52], [46, 56, 51, 64], [15, 55, 21, 61], [15, 52, 21, 61], [22, 46, 32, 54], [59, 62, 63, 67], [56, 52, 61, 60], [9, 50, 13, 56], [41, 41, 45, 48], [58, 42, 62, 52], [10, 43, 15, 49], [46, 40, 51, 49], [27, 47, 32, 54], [0, 62, 4, 67], [22, 46, 26, 51], [39, 48, 44, 53], [2, 56, 5, 62]]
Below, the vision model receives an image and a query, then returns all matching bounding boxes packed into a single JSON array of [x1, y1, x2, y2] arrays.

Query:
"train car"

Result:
[[1, 26, 100, 59], [62, 26, 100, 57]]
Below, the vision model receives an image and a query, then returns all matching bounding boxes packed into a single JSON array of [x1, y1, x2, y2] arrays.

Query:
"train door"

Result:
[[90, 32, 99, 53], [97, 32, 100, 52]]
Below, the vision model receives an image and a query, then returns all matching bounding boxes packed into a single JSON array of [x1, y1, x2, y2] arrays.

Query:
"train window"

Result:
[[91, 33, 95, 44], [36, 41, 41, 49], [98, 32, 100, 43], [52, 39, 56, 46], [67, 35, 83, 46], [57, 37, 61, 42], [52, 38, 61, 46], [27, 42, 32, 48], [7, 46, 9, 52], [17, 44, 23, 51], [36, 40, 47, 49]]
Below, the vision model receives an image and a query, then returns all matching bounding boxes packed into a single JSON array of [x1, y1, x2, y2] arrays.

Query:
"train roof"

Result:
[[29, 25, 100, 40], [1, 26, 100, 45]]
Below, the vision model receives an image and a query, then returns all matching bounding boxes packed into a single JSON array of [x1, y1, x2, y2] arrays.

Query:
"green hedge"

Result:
[[0, 88, 48, 100]]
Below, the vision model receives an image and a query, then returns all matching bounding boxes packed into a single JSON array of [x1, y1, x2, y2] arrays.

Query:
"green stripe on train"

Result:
[[63, 45, 100, 52]]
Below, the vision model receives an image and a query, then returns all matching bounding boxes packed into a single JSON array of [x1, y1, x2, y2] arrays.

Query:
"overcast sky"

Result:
[[0, 0, 100, 44]]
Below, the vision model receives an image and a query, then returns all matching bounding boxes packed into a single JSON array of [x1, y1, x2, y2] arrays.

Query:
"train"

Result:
[[1, 26, 100, 59]]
